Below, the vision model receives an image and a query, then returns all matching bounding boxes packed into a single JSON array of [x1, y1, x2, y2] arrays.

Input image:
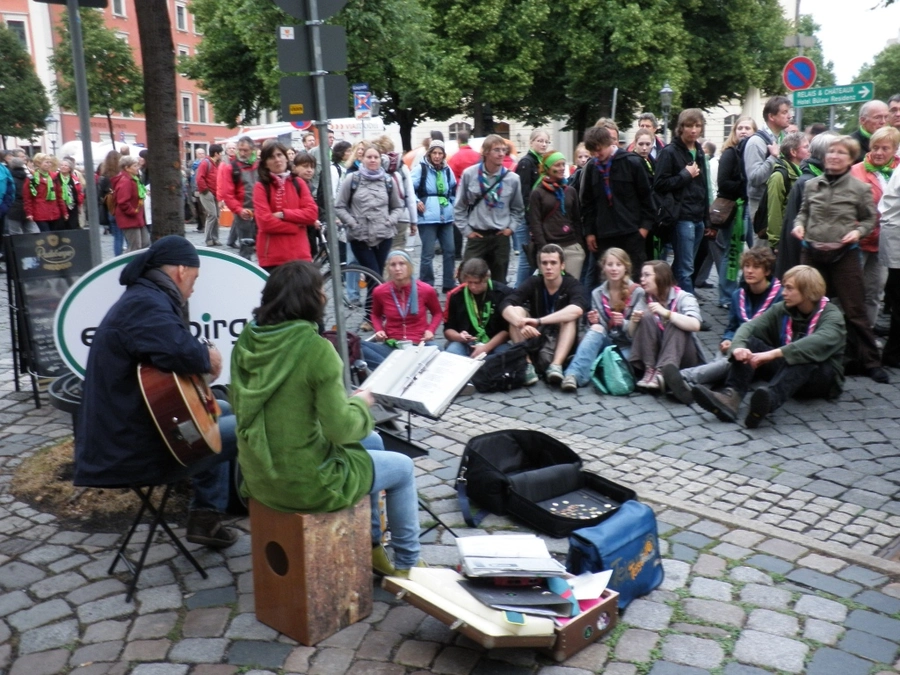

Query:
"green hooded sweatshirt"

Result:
[[230, 319, 374, 513]]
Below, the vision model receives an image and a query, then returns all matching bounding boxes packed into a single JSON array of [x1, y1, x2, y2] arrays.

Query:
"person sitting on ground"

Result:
[[500, 244, 589, 386], [361, 250, 443, 370], [443, 258, 512, 358], [692, 265, 846, 429], [663, 247, 782, 405], [230, 261, 422, 577], [561, 247, 644, 392], [629, 259, 705, 391]]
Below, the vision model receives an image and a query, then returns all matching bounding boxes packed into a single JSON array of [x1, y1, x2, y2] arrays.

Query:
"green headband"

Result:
[[542, 152, 566, 171]]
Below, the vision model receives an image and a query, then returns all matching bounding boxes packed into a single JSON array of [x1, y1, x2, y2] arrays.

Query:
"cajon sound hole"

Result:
[[265, 541, 289, 576]]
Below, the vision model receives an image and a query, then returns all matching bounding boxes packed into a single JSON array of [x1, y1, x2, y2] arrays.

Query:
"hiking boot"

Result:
[[561, 375, 578, 392], [692, 386, 741, 423], [523, 364, 539, 386], [661, 363, 693, 405], [186, 510, 237, 549], [745, 387, 771, 429], [635, 367, 657, 389], [546, 364, 564, 385]]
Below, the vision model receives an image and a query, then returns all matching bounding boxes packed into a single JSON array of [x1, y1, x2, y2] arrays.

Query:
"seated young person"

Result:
[[230, 261, 423, 577], [561, 247, 644, 391], [629, 260, 705, 391], [692, 265, 846, 429], [443, 257, 512, 357], [663, 247, 782, 404], [361, 250, 444, 370], [500, 244, 589, 385]]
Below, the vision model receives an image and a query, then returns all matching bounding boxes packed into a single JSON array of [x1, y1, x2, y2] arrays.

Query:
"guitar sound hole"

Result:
[[265, 541, 289, 576]]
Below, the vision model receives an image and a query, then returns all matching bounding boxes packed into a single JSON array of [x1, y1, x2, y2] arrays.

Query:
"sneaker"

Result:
[[692, 386, 742, 423], [635, 368, 657, 389], [372, 544, 396, 577], [186, 510, 237, 549], [745, 387, 771, 429], [523, 364, 539, 386], [359, 320, 373, 332], [393, 559, 429, 579], [546, 364, 564, 385], [867, 366, 890, 384], [661, 363, 693, 404], [561, 375, 578, 392], [644, 369, 663, 391]]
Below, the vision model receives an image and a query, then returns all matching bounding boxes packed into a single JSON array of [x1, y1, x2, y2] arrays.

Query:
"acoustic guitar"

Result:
[[138, 364, 222, 466]]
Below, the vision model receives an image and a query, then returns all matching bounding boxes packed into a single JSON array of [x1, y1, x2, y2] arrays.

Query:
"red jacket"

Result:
[[23, 171, 65, 222], [252, 177, 319, 267], [850, 158, 900, 253], [60, 173, 84, 211], [110, 171, 146, 230], [195, 157, 218, 195], [371, 280, 443, 342], [448, 145, 481, 181], [217, 158, 258, 213]]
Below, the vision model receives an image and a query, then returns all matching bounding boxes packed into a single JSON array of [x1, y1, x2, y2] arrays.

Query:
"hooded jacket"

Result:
[[581, 150, 655, 239], [230, 320, 374, 513]]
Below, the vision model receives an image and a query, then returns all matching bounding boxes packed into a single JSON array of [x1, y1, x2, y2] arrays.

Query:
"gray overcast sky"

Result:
[[780, 0, 900, 85]]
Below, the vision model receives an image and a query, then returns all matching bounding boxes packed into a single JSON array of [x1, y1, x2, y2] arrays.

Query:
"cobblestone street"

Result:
[[0, 229, 897, 674]]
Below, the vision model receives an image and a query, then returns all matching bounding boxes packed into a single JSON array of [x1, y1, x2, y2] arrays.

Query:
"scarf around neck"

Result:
[[592, 157, 613, 206], [434, 166, 449, 208], [359, 165, 386, 181], [782, 297, 828, 345], [477, 162, 506, 208], [60, 174, 75, 210], [863, 155, 895, 181], [30, 171, 56, 200], [132, 173, 147, 200], [464, 279, 493, 343]]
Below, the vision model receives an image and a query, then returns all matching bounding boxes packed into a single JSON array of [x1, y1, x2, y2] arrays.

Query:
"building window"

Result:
[[494, 122, 510, 140], [723, 114, 738, 143], [198, 98, 208, 124], [116, 31, 129, 43], [175, 3, 187, 31], [181, 94, 192, 122], [178, 45, 189, 76], [4, 19, 28, 49], [448, 122, 472, 141], [112, 0, 126, 17]]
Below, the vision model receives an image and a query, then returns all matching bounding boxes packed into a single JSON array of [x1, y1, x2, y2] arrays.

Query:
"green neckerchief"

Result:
[[643, 158, 654, 176], [434, 166, 449, 208], [808, 164, 823, 177], [703, 153, 713, 206], [689, 148, 697, 161], [863, 158, 894, 181], [132, 173, 147, 200], [30, 171, 56, 200], [790, 162, 801, 176], [858, 126, 872, 140], [464, 280, 493, 344], [727, 199, 745, 281], [767, 125, 785, 144], [60, 174, 75, 210]]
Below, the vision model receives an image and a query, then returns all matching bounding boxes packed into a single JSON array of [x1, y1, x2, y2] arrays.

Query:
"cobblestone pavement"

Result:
[[0, 228, 898, 674]]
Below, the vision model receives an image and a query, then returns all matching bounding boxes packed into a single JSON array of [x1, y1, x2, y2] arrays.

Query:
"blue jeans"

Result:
[[713, 222, 739, 306], [168, 400, 237, 512], [419, 223, 456, 290], [673, 220, 704, 293], [564, 329, 612, 387], [350, 238, 393, 322], [514, 218, 535, 287], [581, 250, 597, 291], [109, 215, 124, 256], [361, 340, 437, 369], [366, 431, 420, 568], [445, 341, 510, 357]]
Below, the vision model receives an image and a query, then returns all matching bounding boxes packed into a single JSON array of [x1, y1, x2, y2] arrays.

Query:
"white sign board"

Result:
[[54, 248, 268, 383]]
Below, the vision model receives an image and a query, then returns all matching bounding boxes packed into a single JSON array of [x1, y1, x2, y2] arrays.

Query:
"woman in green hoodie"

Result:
[[230, 261, 421, 576]]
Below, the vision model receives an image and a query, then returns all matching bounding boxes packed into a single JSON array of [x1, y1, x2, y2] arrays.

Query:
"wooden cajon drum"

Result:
[[249, 498, 373, 645]]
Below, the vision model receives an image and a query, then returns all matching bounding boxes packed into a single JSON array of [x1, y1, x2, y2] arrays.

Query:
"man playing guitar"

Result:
[[74, 236, 238, 548]]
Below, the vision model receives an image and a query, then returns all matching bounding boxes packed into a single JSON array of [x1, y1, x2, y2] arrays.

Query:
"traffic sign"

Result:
[[274, 0, 347, 21], [782, 56, 817, 92], [354, 92, 371, 119], [279, 74, 349, 121], [792, 82, 875, 108], [277, 25, 347, 73], [351, 83, 369, 93]]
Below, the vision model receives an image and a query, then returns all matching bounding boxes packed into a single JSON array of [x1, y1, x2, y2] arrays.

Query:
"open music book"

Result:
[[362, 345, 483, 418]]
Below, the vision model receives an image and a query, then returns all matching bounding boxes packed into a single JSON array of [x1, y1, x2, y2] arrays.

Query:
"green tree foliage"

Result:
[[50, 10, 144, 145], [0, 24, 51, 146], [837, 43, 900, 130]]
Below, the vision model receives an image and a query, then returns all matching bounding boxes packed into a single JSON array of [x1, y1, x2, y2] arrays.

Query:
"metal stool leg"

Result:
[[418, 498, 458, 539]]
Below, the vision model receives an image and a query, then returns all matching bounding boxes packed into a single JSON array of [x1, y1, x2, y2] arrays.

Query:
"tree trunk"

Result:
[[135, 0, 183, 240], [106, 111, 115, 146], [394, 109, 414, 153], [472, 98, 484, 137]]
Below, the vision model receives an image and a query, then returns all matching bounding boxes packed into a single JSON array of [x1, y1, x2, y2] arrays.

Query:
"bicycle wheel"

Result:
[[321, 264, 384, 335]]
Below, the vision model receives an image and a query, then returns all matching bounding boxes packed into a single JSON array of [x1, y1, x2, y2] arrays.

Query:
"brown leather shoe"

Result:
[[692, 386, 741, 423], [186, 510, 237, 549]]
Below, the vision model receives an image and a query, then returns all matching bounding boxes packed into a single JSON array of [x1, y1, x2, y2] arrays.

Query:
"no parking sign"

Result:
[[782, 56, 817, 92]]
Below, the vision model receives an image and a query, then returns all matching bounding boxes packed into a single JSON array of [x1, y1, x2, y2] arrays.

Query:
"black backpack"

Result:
[[415, 162, 454, 202], [471, 342, 529, 392], [751, 162, 790, 241], [736, 130, 771, 188]]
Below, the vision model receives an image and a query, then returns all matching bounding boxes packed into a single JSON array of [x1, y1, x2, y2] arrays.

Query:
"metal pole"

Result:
[[307, 0, 350, 386], [67, 0, 101, 267], [794, 0, 803, 129], [611, 87, 618, 121], [829, 105, 835, 130]]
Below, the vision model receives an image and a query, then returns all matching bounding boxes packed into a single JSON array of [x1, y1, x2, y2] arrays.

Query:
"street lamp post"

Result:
[[45, 116, 59, 157], [659, 83, 673, 143]]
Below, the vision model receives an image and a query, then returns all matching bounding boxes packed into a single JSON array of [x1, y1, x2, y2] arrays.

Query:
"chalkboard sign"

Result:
[[7, 230, 93, 377]]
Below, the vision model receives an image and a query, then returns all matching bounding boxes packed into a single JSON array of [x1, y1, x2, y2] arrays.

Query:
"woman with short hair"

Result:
[[412, 140, 457, 292], [230, 261, 422, 577], [23, 153, 65, 232], [514, 129, 552, 284], [111, 156, 150, 252]]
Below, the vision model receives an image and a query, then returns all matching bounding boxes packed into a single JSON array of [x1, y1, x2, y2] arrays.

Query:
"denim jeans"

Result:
[[418, 222, 456, 289], [361, 340, 437, 369], [366, 431, 421, 568], [444, 341, 510, 357], [168, 400, 238, 513], [672, 220, 704, 293], [712, 221, 739, 306], [109, 215, 124, 256], [564, 329, 611, 387], [514, 218, 535, 287], [351, 238, 393, 322]]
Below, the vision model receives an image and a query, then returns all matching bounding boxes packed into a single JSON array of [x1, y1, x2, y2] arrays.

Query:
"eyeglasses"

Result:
[[488, 147, 508, 155]]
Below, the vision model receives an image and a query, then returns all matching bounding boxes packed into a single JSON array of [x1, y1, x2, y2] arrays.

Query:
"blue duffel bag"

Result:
[[566, 500, 665, 609]]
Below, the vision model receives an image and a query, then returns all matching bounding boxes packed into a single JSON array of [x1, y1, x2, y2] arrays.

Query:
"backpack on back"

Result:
[[347, 172, 393, 209], [590, 345, 635, 396], [751, 162, 790, 241]]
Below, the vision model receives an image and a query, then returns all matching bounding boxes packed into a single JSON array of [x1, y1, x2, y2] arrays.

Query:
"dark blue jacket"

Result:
[[723, 280, 783, 341], [74, 277, 211, 487]]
